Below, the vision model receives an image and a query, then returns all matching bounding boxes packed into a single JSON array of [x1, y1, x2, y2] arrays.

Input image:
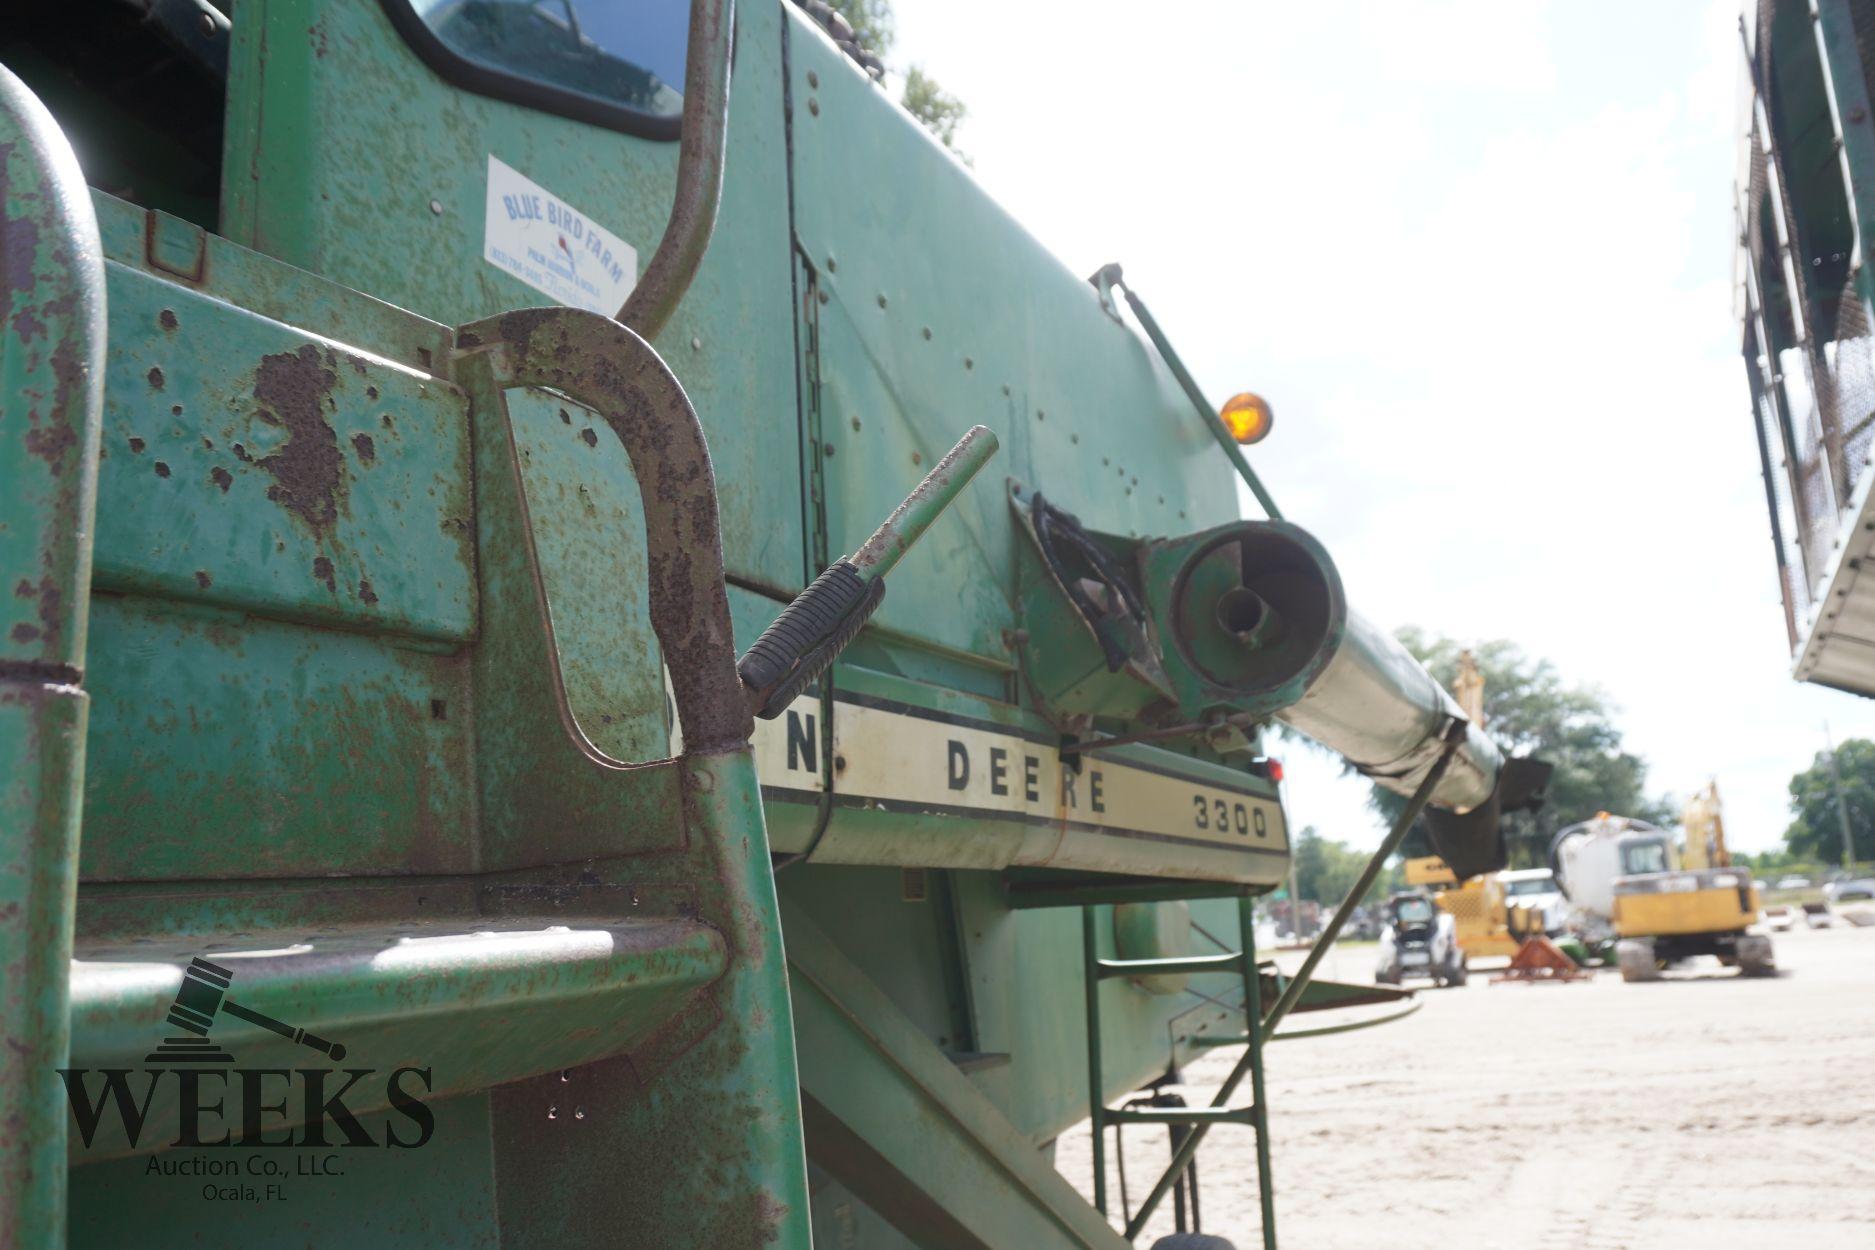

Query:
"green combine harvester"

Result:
[[0, 2, 1547, 1246]]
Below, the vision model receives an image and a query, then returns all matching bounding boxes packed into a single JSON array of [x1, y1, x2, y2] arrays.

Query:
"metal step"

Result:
[[65, 914, 726, 1160]]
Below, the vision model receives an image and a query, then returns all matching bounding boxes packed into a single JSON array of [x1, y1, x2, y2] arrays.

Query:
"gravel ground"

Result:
[[1059, 922, 1875, 1249]]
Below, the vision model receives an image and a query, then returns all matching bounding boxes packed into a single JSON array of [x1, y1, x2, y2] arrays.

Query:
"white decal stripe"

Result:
[[751, 694, 1287, 854]]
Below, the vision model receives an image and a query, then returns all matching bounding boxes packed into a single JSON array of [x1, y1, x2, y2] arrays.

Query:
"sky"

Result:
[[887, 0, 1875, 854]]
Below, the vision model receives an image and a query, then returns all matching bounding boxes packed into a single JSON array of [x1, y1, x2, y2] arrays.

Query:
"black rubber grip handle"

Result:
[[738, 561, 886, 719]]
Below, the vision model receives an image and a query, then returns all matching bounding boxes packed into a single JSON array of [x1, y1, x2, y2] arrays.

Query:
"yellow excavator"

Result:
[[1550, 785, 1774, 981]]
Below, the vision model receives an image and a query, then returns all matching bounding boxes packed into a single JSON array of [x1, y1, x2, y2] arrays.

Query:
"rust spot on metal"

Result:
[[11, 305, 43, 342], [201, 436, 213, 449], [358, 579, 378, 605], [13, 579, 32, 599], [254, 344, 342, 532], [35, 577, 60, 643], [365, 385, 379, 400], [22, 422, 75, 469], [210, 466, 232, 492], [2, 211, 38, 290], [10, 623, 39, 643], [153, 461, 171, 478], [351, 432, 376, 462], [127, 436, 146, 453], [159, 308, 178, 331], [580, 428, 598, 447], [311, 556, 336, 593], [231, 442, 251, 462], [146, 365, 165, 389], [194, 570, 212, 589], [172, 404, 183, 416], [559, 407, 572, 424]]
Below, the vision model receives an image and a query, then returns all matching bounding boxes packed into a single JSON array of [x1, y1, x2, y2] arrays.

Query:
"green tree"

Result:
[[901, 66, 969, 158], [825, 0, 969, 157], [825, 0, 895, 56], [1784, 739, 1875, 867], [1361, 630, 1673, 868], [1292, 826, 1400, 906]]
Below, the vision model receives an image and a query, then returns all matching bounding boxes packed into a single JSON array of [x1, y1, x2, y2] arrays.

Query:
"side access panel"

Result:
[[784, 10, 1240, 664], [219, 0, 806, 596]]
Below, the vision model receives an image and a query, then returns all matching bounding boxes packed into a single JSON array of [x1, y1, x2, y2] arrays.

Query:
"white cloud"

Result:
[[891, 0, 1875, 852]]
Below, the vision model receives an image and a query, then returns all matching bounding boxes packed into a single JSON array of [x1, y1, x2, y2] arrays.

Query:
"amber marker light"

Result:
[[1219, 392, 1274, 444]]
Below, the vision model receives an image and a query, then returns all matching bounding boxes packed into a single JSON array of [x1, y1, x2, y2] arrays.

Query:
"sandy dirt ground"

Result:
[[1058, 922, 1875, 1249]]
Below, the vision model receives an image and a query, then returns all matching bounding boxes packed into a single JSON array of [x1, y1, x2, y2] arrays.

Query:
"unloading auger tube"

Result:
[[1149, 518, 1551, 877], [1275, 611, 1533, 877]]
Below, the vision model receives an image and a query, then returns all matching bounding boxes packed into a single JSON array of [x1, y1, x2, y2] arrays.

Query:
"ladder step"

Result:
[[1106, 1105, 1258, 1126], [1094, 952, 1243, 979]]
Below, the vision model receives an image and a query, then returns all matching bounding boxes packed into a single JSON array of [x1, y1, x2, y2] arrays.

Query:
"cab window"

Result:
[[385, 0, 687, 138], [1621, 839, 1669, 876]]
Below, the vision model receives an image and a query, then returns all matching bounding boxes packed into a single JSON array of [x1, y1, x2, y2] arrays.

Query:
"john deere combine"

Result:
[[1, 3, 1545, 1246]]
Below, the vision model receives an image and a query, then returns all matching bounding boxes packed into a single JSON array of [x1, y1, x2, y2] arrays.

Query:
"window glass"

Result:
[[1396, 898, 1433, 924], [408, 0, 686, 120], [1505, 877, 1552, 897], [1622, 840, 1669, 876]]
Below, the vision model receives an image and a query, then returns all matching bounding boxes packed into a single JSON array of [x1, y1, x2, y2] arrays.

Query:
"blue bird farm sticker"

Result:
[[482, 155, 637, 315]]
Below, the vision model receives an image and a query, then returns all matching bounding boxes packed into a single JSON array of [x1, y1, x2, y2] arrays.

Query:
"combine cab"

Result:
[[1, 3, 1548, 1246]]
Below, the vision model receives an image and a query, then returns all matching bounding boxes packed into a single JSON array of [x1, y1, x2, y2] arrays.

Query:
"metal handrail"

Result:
[[0, 64, 107, 1250], [455, 308, 752, 753], [617, 0, 736, 338]]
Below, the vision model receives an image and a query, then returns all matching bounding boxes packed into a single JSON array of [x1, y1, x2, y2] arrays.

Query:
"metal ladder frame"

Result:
[[1078, 718, 1469, 1248], [1082, 897, 1276, 1248]]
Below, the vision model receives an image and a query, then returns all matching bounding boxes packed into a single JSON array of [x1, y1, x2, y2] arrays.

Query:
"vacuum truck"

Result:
[[1549, 788, 1775, 982], [1, 2, 1546, 1247]]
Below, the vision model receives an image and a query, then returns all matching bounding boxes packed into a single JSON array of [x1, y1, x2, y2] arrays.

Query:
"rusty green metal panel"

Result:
[[783, 11, 1239, 663], [91, 263, 476, 642], [69, 1094, 504, 1249], [220, 0, 806, 595], [784, 898, 1132, 1250], [507, 388, 668, 762], [94, 197, 454, 377], [80, 594, 476, 880]]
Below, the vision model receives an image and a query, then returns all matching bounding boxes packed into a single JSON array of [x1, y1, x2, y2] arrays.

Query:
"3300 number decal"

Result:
[[1191, 794, 1269, 837]]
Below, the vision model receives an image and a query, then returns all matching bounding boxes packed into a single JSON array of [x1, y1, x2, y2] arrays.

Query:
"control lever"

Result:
[[738, 426, 999, 718]]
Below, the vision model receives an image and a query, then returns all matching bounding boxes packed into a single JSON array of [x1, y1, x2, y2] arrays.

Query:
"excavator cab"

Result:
[[1617, 832, 1674, 877]]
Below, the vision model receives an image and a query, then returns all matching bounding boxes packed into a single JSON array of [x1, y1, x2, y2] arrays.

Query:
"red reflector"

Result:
[[1267, 759, 1284, 783]]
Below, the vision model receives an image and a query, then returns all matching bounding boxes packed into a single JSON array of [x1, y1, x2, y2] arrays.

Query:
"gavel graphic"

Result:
[[162, 957, 347, 1062]]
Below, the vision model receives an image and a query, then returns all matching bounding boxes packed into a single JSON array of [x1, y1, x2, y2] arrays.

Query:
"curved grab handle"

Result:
[[456, 307, 752, 755]]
